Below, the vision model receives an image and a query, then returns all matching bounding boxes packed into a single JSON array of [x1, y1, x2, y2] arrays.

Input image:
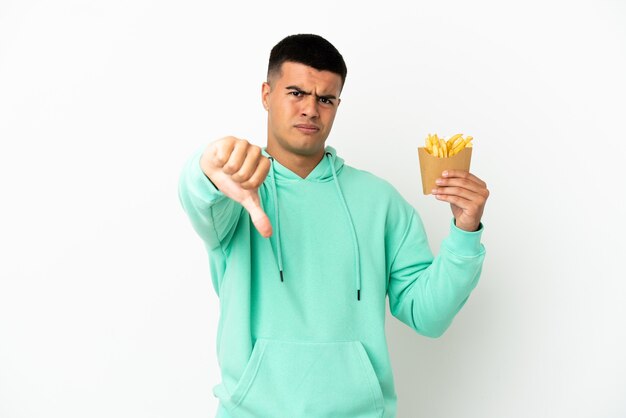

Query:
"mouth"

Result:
[[294, 124, 320, 134]]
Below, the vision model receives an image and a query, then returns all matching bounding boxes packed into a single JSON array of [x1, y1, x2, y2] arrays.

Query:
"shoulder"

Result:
[[340, 164, 415, 216], [341, 165, 405, 199], [341, 164, 420, 242]]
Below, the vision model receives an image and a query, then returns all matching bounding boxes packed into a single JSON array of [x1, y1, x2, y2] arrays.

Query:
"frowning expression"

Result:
[[262, 61, 342, 158]]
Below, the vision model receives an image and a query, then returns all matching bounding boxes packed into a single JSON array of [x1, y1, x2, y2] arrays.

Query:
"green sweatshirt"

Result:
[[178, 145, 485, 418]]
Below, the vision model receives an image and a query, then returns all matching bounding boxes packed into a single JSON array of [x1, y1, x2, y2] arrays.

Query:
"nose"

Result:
[[300, 95, 319, 118]]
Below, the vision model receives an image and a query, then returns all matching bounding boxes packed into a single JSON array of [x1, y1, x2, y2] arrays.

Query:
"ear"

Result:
[[337, 97, 341, 108], [261, 82, 271, 111]]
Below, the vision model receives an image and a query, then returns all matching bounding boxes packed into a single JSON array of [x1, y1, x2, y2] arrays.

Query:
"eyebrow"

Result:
[[285, 85, 337, 101]]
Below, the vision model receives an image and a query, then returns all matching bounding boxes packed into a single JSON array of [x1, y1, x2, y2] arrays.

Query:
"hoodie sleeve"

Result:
[[387, 209, 485, 338], [178, 148, 243, 251]]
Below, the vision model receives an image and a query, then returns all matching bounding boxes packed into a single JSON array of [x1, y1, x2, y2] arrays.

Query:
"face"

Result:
[[262, 61, 342, 159]]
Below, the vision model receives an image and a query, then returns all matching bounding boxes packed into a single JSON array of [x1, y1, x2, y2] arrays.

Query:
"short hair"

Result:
[[267, 34, 347, 89]]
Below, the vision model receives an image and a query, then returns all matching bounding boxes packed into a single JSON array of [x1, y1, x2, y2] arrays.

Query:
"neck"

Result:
[[265, 145, 325, 179]]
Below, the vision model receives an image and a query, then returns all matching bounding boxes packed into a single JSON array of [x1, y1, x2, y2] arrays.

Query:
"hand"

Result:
[[431, 170, 489, 232], [201, 136, 272, 237]]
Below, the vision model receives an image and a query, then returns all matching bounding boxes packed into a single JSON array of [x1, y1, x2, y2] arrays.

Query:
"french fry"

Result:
[[451, 141, 465, 156], [451, 136, 464, 149], [446, 133, 463, 150], [423, 133, 474, 158], [439, 138, 448, 157]]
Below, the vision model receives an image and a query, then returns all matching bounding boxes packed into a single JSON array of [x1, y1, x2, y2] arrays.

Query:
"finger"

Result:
[[222, 139, 249, 175], [434, 177, 489, 196], [433, 192, 474, 209], [240, 192, 273, 238], [240, 157, 270, 190], [433, 189, 486, 219], [442, 170, 487, 188], [432, 185, 479, 202], [231, 146, 262, 183], [212, 137, 237, 168]]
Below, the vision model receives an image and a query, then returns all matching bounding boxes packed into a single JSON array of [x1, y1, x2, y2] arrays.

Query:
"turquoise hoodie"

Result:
[[178, 145, 485, 418]]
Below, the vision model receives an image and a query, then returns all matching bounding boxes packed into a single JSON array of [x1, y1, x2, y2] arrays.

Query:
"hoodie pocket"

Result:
[[222, 338, 385, 418]]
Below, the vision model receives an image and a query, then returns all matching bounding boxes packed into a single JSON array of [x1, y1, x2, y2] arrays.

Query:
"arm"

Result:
[[388, 212, 486, 338]]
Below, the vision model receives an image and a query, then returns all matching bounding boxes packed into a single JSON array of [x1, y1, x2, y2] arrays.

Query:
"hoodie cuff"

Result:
[[443, 218, 484, 256]]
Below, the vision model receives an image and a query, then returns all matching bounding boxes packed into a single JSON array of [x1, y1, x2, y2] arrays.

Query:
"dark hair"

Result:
[[267, 34, 347, 89]]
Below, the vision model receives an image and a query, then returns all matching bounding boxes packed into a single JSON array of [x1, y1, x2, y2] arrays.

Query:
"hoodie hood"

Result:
[[261, 145, 362, 301]]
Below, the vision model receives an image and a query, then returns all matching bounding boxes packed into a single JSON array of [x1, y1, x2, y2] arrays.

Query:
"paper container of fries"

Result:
[[418, 147, 472, 194]]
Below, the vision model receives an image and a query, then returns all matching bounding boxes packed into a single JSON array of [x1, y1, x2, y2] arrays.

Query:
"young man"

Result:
[[179, 34, 489, 418]]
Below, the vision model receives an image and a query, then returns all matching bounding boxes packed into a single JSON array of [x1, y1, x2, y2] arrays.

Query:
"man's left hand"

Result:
[[431, 170, 489, 232]]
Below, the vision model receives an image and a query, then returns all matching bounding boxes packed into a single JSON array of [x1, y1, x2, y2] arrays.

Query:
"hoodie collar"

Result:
[[262, 145, 344, 183]]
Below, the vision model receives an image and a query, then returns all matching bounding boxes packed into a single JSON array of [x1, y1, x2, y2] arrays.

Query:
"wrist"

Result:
[[454, 218, 480, 232]]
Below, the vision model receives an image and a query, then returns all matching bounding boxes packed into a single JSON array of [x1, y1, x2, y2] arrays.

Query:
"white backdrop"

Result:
[[1, 1, 625, 417]]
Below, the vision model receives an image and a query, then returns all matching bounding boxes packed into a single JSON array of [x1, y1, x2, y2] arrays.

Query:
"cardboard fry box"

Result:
[[417, 147, 472, 194]]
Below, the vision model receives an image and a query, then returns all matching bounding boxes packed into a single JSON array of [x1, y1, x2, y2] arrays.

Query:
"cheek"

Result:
[[272, 101, 292, 117], [270, 105, 292, 130], [323, 110, 337, 126]]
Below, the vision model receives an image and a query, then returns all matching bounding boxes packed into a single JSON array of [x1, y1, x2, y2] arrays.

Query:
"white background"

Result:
[[1, 1, 625, 417]]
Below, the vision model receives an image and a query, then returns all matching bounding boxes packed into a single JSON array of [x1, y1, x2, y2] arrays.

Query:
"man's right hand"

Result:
[[200, 136, 272, 238]]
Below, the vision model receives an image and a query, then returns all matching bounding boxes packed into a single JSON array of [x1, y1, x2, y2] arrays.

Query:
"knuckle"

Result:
[[237, 138, 250, 147], [221, 136, 237, 147], [222, 161, 238, 173], [234, 168, 252, 182], [214, 152, 228, 166], [242, 177, 260, 189]]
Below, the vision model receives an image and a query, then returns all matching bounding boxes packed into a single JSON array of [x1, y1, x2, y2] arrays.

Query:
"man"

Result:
[[179, 34, 489, 418]]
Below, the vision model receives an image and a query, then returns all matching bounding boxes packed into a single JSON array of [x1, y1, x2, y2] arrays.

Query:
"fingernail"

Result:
[[442, 171, 449, 177], [431, 188, 437, 194], [435, 178, 443, 184]]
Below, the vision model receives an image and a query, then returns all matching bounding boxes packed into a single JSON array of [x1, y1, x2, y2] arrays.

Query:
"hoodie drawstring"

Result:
[[326, 152, 362, 301], [268, 157, 284, 282], [266, 152, 362, 301]]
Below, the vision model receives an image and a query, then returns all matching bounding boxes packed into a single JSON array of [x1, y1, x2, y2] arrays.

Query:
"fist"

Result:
[[201, 136, 272, 237]]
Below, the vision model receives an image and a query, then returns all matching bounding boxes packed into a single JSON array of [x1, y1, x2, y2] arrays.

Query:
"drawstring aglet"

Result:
[[280, 270, 284, 282], [357, 290, 360, 301]]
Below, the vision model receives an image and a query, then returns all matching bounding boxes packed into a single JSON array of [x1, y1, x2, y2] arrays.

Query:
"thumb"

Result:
[[240, 192, 273, 238]]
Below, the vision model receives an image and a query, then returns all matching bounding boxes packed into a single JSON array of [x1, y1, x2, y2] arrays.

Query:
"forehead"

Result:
[[272, 61, 343, 93]]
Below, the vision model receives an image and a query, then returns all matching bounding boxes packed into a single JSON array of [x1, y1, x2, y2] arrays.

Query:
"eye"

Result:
[[289, 91, 302, 97], [319, 97, 333, 105]]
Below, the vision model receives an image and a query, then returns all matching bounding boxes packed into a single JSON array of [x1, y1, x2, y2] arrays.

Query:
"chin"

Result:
[[284, 137, 326, 155], [297, 140, 327, 155]]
